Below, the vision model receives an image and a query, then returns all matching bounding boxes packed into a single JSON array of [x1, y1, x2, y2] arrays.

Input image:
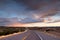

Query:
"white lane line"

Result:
[[34, 31, 43, 40]]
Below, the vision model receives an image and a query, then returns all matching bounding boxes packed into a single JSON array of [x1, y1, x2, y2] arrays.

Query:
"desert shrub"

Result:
[[0, 27, 26, 36]]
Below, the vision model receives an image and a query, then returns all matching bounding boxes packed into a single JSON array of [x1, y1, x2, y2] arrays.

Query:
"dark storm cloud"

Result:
[[0, 0, 60, 16], [14, 0, 60, 17], [15, 0, 60, 10]]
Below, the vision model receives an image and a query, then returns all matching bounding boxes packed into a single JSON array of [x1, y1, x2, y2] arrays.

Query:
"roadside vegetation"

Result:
[[28, 27, 60, 33], [0, 27, 26, 36]]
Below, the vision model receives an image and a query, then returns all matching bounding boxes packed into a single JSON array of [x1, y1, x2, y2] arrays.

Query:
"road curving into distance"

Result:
[[0, 30, 60, 40]]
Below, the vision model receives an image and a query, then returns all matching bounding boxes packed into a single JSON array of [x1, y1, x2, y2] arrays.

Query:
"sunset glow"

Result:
[[5, 22, 60, 27]]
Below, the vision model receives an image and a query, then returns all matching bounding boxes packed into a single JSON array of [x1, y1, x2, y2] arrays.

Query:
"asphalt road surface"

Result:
[[0, 30, 60, 40]]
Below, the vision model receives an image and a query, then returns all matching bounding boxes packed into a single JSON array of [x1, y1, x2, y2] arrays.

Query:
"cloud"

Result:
[[0, 0, 60, 25], [15, 0, 60, 10], [20, 17, 39, 23], [0, 0, 60, 17], [0, 17, 21, 26], [0, 18, 10, 26]]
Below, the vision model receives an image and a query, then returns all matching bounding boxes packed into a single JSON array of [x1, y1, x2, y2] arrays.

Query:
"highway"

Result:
[[0, 30, 60, 40]]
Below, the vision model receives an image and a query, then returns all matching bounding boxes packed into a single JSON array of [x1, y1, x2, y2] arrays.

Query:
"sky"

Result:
[[0, 0, 60, 26]]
